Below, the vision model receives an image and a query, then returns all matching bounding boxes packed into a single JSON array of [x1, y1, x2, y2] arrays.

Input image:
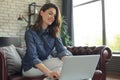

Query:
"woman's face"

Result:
[[40, 8, 56, 27]]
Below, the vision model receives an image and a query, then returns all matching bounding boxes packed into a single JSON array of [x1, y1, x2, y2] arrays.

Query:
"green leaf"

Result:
[[61, 16, 73, 46]]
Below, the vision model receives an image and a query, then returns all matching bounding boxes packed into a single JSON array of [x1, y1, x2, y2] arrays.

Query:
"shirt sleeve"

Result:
[[25, 30, 42, 66], [54, 36, 72, 59]]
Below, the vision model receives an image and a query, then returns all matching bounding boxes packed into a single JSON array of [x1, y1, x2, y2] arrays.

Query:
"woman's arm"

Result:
[[35, 63, 52, 76], [54, 37, 72, 59], [35, 63, 60, 79]]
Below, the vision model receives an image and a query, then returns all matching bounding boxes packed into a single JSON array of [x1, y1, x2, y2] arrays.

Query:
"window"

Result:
[[73, 0, 120, 52], [105, 0, 120, 52], [73, 0, 102, 46]]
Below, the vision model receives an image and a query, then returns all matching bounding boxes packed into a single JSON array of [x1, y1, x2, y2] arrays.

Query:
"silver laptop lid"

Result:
[[59, 55, 100, 80]]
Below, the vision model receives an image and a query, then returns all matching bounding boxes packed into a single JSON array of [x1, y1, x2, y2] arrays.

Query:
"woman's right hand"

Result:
[[35, 63, 60, 80], [47, 71, 60, 80]]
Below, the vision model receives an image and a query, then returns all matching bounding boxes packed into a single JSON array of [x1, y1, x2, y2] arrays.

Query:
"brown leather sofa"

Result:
[[0, 37, 112, 80]]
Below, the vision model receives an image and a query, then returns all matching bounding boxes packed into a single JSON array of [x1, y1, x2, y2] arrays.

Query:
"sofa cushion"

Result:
[[16, 47, 26, 59], [1, 44, 22, 75]]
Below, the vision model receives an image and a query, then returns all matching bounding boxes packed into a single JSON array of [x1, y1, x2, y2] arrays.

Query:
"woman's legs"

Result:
[[22, 58, 63, 77], [22, 67, 44, 77]]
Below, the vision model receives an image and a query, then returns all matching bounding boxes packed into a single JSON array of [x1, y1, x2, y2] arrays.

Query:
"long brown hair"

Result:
[[33, 3, 62, 38]]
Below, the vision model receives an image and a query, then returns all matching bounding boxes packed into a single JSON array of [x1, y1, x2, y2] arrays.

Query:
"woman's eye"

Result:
[[48, 12, 52, 15], [48, 12, 56, 18]]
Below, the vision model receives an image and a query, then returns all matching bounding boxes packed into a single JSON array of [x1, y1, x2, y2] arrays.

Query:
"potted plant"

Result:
[[61, 16, 73, 46]]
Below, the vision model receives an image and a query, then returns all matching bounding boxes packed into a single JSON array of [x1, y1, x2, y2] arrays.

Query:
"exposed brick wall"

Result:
[[0, 0, 62, 46]]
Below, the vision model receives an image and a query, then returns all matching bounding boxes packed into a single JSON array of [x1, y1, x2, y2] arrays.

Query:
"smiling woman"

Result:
[[21, 3, 72, 80]]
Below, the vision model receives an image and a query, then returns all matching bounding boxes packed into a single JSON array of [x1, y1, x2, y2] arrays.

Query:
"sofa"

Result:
[[0, 37, 112, 80]]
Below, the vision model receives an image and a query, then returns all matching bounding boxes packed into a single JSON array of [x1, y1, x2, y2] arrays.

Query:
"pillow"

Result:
[[16, 47, 26, 59], [2, 44, 22, 75]]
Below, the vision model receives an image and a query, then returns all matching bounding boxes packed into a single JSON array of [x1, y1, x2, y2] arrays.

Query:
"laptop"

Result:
[[59, 55, 100, 80]]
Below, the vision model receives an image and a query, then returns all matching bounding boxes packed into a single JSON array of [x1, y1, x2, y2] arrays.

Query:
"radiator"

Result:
[[106, 54, 120, 74]]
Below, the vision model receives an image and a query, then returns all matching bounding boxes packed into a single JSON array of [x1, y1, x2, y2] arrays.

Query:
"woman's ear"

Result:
[[40, 11, 43, 16]]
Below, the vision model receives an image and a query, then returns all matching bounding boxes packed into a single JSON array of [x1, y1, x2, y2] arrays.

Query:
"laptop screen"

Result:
[[59, 55, 100, 80]]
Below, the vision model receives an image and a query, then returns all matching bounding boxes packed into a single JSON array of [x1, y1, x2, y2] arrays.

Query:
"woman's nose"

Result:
[[51, 15, 55, 20]]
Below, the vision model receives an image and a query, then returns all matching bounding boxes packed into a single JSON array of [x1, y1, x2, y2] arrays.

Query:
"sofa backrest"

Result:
[[0, 37, 21, 47]]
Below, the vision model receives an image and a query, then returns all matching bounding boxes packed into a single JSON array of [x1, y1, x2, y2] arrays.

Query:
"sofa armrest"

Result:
[[99, 46, 112, 80], [0, 49, 8, 80]]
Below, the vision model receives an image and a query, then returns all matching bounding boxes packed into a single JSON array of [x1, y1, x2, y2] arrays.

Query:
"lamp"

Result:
[[18, 2, 41, 28], [18, 13, 30, 30], [17, 13, 28, 23]]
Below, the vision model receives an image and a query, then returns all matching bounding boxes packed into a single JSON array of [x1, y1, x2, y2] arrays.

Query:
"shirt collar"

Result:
[[36, 27, 49, 36]]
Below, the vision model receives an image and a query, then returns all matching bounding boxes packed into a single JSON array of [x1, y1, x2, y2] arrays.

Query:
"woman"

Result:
[[22, 3, 72, 80]]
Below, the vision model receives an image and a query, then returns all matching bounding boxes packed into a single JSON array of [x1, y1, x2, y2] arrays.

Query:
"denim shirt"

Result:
[[22, 28, 72, 71]]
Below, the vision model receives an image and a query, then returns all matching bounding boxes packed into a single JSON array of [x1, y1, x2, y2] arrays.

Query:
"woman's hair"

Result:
[[33, 3, 62, 38]]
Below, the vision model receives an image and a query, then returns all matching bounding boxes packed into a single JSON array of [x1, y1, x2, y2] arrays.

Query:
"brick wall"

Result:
[[0, 0, 62, 46]]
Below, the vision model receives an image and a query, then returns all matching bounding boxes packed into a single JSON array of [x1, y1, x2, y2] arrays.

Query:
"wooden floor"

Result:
[[106, 73, 120, 80]]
